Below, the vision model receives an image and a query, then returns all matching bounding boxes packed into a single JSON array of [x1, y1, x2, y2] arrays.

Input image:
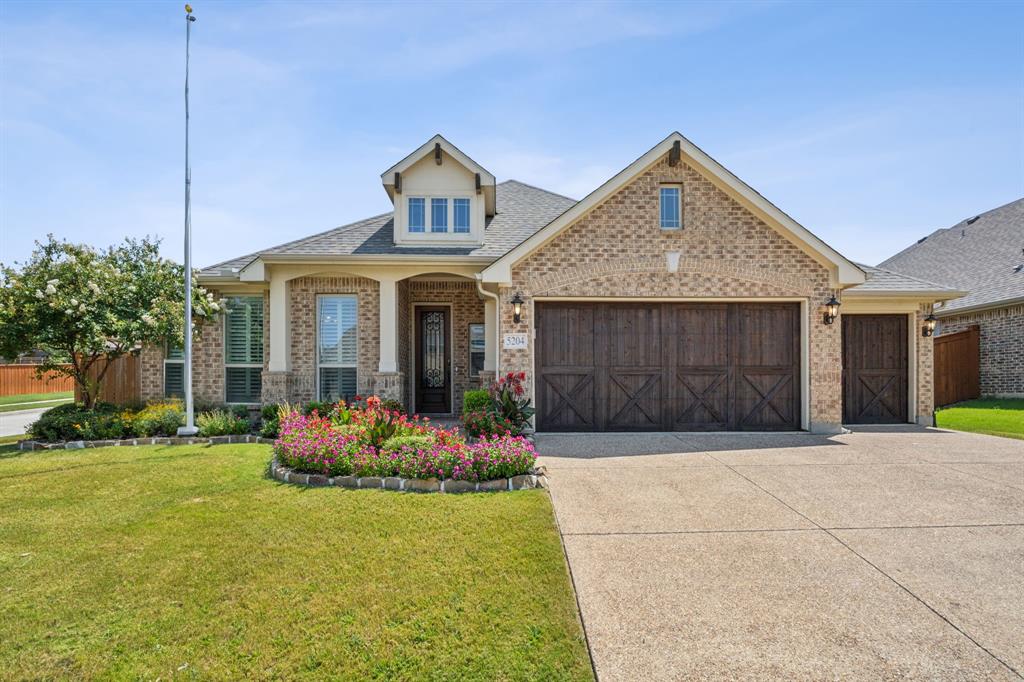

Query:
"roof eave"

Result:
[[843, 289, 967, 301], [936, 295, 1024, 317]]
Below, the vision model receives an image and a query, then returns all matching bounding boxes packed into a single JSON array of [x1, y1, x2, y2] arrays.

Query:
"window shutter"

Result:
[[164, 363, 184, 398], [225, 296, 264, 364]]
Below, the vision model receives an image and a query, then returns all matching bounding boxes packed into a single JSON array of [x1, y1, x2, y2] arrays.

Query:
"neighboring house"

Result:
[[141, 133, 962, 432], [880, 199, 1024, 398]]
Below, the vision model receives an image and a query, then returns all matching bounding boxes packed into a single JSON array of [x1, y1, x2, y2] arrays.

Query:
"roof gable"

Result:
[[480, 132, 865, 286], [381, 134, 497, 215]]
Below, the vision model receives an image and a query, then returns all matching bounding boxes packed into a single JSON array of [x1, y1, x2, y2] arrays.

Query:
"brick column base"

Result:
[[261, 371, 291, 405], [372, 371, 405, 406], [476, 371, 496, 389]]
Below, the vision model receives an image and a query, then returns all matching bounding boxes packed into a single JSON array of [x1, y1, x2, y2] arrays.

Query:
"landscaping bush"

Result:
[[197, 409, 250, 437], [490, 372, 535, 434], [274, 399, 537, 481], [131, 400, 185, 437], [462, 410, 516, 439], [462, 389, 492, 415], [259, 404, 282, 439], [29, 402, 131, 442], [461, 373, 534, 437]]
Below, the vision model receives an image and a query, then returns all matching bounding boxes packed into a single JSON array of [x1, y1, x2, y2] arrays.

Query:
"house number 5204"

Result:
[[503, 333, 528, 350]]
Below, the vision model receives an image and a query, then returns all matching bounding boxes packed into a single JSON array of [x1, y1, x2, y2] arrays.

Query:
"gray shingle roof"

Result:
[[878, 198, 1024, 313], [846, 264, 962, 296], [200, 180, 576, 277]]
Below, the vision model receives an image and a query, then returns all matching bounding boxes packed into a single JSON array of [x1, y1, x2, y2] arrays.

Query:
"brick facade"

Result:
[[916, 307, 935, 422], [937, 303, 1024, 397], [500, 155, 845, 430]]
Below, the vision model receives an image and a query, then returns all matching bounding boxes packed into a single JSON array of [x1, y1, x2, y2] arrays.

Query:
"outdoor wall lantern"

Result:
[[511, 292, 524, 324], [922, 314, 937, 337], [823, 296, 840, 325]]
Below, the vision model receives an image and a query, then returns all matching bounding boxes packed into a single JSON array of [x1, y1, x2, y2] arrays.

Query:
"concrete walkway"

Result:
[[0, 407, 48, 437], [538, 427, 1024, 680]]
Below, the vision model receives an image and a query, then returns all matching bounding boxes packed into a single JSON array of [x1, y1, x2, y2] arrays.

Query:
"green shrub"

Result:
[[302, 400, 334, 416], [462, 389, 493, 415], [260, 404, 282, 439], [197, 409, 250, 437], [131, 400, 185, 437], [28, 403, 131, 442], [381, 434, 432, 453]]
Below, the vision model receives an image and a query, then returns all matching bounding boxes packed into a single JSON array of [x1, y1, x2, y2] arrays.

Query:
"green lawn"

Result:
[[935, 398, 1024, 440], [0, 390, 73, 413], [0, 443, 593, 680]]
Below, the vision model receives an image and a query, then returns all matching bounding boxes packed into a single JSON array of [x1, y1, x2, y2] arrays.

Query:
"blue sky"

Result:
[[2, 0, 1022, 269]]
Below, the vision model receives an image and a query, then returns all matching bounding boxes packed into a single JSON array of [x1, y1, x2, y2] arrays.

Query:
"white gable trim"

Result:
[[381, 134, 496, 186], [480, 132, 866, 286]]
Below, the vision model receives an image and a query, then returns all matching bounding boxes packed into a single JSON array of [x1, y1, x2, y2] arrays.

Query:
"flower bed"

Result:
[[274, 397, 538, 483]]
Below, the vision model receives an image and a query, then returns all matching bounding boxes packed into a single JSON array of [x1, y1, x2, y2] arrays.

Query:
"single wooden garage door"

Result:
[[535, 302, 801, 431], [842, 314, 908, 424]]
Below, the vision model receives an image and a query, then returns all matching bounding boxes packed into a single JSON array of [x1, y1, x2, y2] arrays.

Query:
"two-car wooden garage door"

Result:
[[535, 302, 801, 431]]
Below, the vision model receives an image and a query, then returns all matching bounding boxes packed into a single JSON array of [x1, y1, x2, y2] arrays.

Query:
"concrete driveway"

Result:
[[537, 426, 1024, 680]]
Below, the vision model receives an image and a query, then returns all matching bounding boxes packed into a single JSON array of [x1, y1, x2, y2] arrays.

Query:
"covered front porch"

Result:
[[256, 261, 500, 416]]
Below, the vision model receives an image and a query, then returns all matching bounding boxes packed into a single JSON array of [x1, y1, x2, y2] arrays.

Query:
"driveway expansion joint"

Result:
[[706, 449, 1023, 679]]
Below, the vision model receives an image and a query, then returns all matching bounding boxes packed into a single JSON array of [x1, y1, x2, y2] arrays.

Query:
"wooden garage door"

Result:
[[535, 302, 800, 431], [842, 314, 908, 424]]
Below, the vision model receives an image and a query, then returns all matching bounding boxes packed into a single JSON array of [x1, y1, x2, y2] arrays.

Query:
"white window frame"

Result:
[[399, 194, 476, 241], [164, 341, 184, 398], [223, 295, 264, 405], [659, 184, 682, 230], [315, 294, 359, 402], [408, 197, 426, 233], [453, 197, 471, 234], [468, 322, 485, 377]]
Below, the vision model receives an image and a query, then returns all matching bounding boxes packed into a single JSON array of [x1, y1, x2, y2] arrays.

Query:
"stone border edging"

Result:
[[270, 457, 548, 493], [16, 434, 276, 451]]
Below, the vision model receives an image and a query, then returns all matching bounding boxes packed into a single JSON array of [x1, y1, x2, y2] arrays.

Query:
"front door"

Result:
[[415, 307, 451, 414]]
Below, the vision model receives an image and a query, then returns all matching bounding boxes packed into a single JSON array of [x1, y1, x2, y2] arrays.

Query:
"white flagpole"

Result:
[[179, 4, 199, 436]]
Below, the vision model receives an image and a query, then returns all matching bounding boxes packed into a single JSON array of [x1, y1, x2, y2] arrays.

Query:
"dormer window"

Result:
[[431, 198, 449, 233], [382, 135, 496, 246], [454, 198, 471, 233], [408, 198, 426, 233]]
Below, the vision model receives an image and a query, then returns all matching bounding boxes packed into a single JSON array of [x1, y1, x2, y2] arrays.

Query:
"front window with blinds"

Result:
[[224, 296, 264, 403], [318, 295, 358, 401], [164, 342, 184, 398]]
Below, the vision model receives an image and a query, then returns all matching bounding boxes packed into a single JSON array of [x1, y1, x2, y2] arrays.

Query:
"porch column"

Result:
[[373, 277, 404, 403], [378, 277, 398, 373], [268, 275, 290, 371], [262, 273, 291, 404], [479, 297, 498, 387]]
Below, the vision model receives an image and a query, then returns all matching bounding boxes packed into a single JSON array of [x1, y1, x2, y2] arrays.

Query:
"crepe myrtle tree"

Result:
[[0, 235, 222, 408]]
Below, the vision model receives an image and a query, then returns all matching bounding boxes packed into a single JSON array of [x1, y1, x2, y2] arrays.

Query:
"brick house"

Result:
[[880, 198, 1024, 398], [145, 133, 963, 432]]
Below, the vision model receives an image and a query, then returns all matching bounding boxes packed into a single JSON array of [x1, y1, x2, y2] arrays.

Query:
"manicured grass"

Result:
[[0, 444, 592, 680], [0, 390, 73, 413], [935, 398, 1024, 440]]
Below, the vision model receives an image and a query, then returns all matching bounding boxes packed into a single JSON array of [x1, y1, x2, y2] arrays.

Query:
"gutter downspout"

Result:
[[475, 274, 501, 376]]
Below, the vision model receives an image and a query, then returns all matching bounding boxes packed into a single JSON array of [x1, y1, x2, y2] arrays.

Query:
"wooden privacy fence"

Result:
[[934, 326, 980, 407], [73, 354, 141, 405], [0, 364, 74, 396]]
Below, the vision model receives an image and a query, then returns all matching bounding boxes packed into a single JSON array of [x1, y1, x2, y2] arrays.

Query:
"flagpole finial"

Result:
[[185, 4, 193, 14]]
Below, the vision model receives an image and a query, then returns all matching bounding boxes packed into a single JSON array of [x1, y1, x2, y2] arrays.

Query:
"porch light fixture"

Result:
[[823, 296, 840, 325], [511, 292, 524, 324], [922, 314, 937, 337]]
